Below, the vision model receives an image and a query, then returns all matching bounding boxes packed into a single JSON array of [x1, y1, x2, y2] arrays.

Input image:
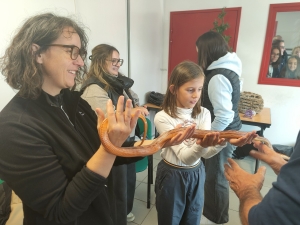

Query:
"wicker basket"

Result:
[[238, 91, 264, 114]]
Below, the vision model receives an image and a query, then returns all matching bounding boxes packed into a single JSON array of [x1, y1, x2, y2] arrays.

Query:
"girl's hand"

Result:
[[227, 131, 258, 147], [195, 132, 225, 148], [163, 124, 196, 148], [96, 96, 139, 147]]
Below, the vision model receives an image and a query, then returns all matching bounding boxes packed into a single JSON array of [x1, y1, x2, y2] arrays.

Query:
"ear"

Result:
[[196, 46, 198, 53], [32, 44, 43, 64], [169, 85, 175, 94]]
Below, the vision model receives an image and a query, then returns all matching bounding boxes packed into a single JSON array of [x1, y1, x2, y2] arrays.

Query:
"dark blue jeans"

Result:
[[155, 160, 205, 225], [203, 143, 236, 224]]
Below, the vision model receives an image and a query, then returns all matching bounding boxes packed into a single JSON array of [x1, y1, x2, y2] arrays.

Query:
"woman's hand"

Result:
[[227, 131, 258, 147], [96, 96, 139, 147]]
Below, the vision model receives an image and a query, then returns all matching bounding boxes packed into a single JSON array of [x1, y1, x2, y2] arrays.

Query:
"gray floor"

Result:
[[128, 151, 277, 225]]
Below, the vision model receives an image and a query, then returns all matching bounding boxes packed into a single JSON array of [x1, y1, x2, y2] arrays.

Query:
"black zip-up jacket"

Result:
[[0, 89, 138, 225]]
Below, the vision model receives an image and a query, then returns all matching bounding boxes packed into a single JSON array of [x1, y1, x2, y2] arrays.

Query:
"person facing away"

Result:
[[269, 46, 282, 78], [280, 55, 300, 79], [195, 30, 242, 224], [0, 13, 195, 225], [224, 130, 300, 225], [81, 44, 148, 224], [153, 61, 257, 225], [291, 46, 300, 58]]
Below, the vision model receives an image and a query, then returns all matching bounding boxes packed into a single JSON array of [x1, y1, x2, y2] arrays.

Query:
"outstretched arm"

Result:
[[224, 158, 266, 225]]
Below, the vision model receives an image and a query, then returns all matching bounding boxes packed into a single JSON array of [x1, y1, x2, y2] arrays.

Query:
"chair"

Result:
[[135, 117, 153, 208]]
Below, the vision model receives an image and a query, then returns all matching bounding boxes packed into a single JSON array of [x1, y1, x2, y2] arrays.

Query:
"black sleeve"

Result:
[[113, 141, 144, 166]]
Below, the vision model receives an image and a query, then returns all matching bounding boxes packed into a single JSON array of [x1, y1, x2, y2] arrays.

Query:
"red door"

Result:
[[168, 8, 241, 79]]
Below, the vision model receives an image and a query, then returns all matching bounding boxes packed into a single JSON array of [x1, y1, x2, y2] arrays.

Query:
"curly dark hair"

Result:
[[0, 13, 88, 99]]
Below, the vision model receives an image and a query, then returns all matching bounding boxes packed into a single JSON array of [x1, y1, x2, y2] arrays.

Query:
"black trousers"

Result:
[[107, 162, 136, 225]]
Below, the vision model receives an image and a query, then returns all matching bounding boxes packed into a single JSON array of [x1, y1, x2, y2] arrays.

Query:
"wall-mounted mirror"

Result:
[[258, 3, 300, 87]]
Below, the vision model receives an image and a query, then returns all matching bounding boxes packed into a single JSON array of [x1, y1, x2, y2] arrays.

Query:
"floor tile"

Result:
[[140, 206, 158, 225], [136, 181, 141, 188], [134, 182, 156, 204], [136, 169, 148, 182], [229, 190, 240, 211], [227, 210, 242, 225], [129, 199, 154, 225]]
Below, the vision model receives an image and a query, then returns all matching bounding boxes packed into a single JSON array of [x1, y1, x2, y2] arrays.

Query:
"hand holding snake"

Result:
[[97, 98, 288, 161], [99, 114, 261, 157]]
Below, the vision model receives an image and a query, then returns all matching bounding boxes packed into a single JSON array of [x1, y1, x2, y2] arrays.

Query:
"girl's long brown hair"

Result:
[[162, 61, 204, 119]]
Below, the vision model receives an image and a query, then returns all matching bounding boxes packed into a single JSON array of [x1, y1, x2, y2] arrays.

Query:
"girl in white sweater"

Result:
[[154, 61, 256, 225]]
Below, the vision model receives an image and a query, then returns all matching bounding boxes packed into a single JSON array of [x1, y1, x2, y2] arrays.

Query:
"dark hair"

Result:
[[195, 31, 230, 70], [0, 13, 88, 99], [270, 46, 281, 67], [86, 44, 119, 91], [162, 61, 204, 119], [272, 39, 284, 48]]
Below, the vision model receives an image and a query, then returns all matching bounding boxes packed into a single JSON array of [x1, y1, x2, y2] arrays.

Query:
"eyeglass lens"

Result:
[[111, 58, 124, 66], [72, 46, 87, 60]]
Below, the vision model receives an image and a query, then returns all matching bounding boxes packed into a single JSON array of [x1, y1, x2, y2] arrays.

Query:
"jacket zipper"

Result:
[[60, 105, 74, 127]]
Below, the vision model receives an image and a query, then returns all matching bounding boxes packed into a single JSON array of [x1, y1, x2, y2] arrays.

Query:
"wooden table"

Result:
[[144, 103, 161, 112], [239, 108, 271, 173]]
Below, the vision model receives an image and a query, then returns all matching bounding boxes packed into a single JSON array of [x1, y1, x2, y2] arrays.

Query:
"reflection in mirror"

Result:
[[258, 3, 300, 87]]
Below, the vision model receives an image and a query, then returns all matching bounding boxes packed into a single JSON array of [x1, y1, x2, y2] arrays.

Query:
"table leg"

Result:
[[254, 126, 265, 173]]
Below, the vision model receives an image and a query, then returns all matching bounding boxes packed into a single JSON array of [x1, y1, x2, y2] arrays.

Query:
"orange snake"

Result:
[[100, 116, 250, 157]]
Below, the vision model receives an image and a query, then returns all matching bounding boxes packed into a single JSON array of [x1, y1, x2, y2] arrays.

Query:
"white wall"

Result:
[[0, 0, 299, 145], [0, 0, 164, 107], [0, 0, 76, 109], [163, 0, 300, 145], [130, 0, 164, 104], [276, 12, 300, 49]]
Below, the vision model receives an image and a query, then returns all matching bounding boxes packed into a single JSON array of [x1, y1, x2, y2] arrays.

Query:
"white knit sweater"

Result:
[[154, 107, 226, 166]]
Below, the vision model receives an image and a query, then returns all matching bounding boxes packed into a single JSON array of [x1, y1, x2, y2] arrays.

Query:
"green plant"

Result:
[[212, 7, 231, 43]]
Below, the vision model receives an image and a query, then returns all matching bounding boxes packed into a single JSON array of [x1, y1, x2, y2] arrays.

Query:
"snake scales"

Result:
[[100, 115, 253, 157], [99, 115, 290, 160]]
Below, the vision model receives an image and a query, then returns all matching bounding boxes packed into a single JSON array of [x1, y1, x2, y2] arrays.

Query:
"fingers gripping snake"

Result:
[[99, 115, 258, 157]]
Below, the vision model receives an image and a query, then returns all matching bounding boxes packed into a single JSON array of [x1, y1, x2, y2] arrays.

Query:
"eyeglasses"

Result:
[[106, 58, 124, 66], [271, 53, 280, 56], [42, 44, 87, 60]]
